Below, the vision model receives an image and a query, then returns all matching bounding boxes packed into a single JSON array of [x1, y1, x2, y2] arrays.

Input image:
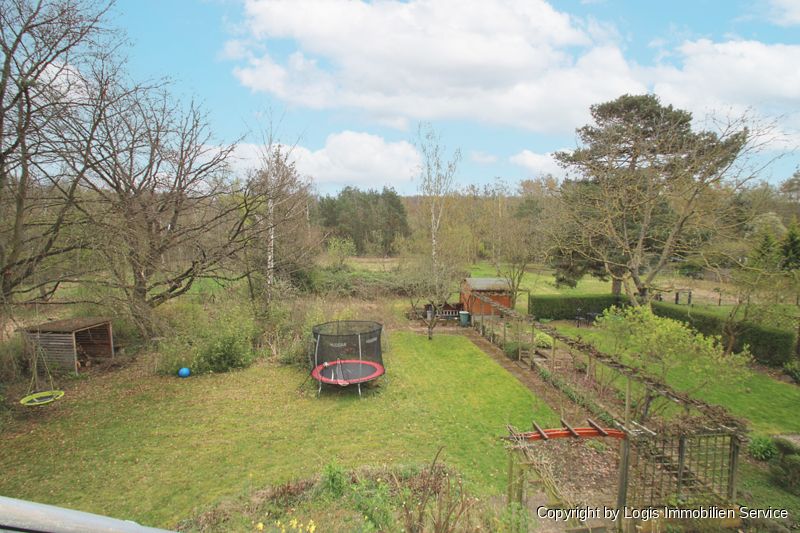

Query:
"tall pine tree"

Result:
[[781, 219, 800, 271]]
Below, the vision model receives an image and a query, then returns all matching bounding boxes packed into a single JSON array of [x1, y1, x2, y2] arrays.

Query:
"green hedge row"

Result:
[[651, 302, 795, 367], [772, 438, 800, 496], [528, 294, 623, 320]]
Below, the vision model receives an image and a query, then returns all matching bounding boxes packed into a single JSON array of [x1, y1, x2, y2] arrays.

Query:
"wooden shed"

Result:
[[21, 318, 115, 373], [460, 277, 513, 316]]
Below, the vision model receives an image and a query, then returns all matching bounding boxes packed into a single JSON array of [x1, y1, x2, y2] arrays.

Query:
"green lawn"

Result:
[[556, 323, 800, 527], [0, 332, 556, 529], [556, 324, 800, 435]]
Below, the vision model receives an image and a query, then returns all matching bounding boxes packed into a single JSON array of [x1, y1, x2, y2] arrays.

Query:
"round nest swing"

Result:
[[20, 344, 65, 407], [20, 390, 65, 407]]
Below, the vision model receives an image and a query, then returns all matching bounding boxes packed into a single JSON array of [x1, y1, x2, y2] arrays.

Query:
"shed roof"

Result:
[[462, 277, 511, 292], [22, 317, 111, 334]]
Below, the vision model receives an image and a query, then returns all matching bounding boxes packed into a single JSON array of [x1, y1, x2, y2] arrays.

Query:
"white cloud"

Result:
[[470, 151, 497, 164], [230, 0, 644, 133], [509, 150, 565, 178], [767, 0, 800, 26], [230, 131, 420, 190], [648, 39, 800, 117], [227, 0, 800, 150]]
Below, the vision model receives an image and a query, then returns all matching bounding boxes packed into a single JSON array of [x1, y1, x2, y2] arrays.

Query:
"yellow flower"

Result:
[[307, 523, 316, 533], [256, 523, 264, 531]]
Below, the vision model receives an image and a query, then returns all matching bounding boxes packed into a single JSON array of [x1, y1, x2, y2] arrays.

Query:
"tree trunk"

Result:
[[612, 278, 622, 296]]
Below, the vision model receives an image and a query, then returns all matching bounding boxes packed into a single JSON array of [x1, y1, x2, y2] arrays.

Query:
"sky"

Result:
[[113, 0, 800, 194]]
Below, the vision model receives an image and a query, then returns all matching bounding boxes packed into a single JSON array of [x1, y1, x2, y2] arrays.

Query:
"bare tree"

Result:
[[0, 0, 113, 310], [416, 123, 460, 277], [62, 74, 261, 337], [402, 254, 462, 340], [492, 186, 549, 309], [242, 138, 319, 306], [408, 123, 461, 339]]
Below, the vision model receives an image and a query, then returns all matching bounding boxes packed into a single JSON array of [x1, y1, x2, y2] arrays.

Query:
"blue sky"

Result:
[[114, 0, 799, 194]]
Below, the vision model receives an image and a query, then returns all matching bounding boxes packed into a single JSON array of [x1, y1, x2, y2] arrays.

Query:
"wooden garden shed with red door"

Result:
[[460, 277, 513, 316]]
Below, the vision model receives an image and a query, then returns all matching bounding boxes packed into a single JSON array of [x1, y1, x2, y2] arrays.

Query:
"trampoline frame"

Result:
[[311, 320, 383, 397], [311, 359, 385, 386]]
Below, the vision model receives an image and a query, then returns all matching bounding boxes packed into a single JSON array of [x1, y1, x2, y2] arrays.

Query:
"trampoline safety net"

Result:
[[311, 321, 384, 389]]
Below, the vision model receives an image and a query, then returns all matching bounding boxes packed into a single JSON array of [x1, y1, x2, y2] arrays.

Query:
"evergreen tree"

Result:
[[781, 219, 800, 271], [750, 230, 781, 272]]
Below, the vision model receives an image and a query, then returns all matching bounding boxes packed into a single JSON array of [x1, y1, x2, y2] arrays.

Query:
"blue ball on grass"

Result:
[[178, 367, 191, 378]]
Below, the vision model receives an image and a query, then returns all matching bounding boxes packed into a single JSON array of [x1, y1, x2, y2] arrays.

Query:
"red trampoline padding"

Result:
[[311, 359, 385, 386]]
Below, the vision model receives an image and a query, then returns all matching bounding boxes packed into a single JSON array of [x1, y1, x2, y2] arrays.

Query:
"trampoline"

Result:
[[311, 320, 384, 396]]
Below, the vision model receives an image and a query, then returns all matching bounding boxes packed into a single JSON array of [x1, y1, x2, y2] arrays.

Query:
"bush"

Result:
[[502, 341, 530, 359], [301, 266, 403, 297], [748, 435, 778, 461], [319, 461, 349, 499], [155, 301, 256, 375], [0, 334, 26, 382], [651, 302, 795, 367], [533, 331, 553, 349], [784, 360, 800, 384], [195, 333, 253, 373], [528, 294, 622, 320], [771, 438, 800, 495]]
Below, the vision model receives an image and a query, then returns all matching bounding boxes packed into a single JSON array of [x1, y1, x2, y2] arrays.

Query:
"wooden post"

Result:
[[616, 438, 631, 531], [624, 376, 632, 425], [517, 320, 522, 362], [507, 451, 515, 504], [728, 436, 740, 501], [676, 435, 687, 499], [108, 322, 115, 358], [530, 324, 536, 369], [550, 338, 556, 373], [617, 375, 634, 533], [71, 332, 78, 374]]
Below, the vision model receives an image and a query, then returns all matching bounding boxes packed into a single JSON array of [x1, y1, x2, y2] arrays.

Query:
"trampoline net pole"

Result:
[[358, 333, 363, 398], [314, 334, 321, 394]]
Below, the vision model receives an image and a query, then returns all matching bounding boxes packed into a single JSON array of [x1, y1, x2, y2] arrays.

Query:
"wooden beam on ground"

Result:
[[532, 420, 549, 440], [561, 418, 579, 438], [587, 418, 609, 436]]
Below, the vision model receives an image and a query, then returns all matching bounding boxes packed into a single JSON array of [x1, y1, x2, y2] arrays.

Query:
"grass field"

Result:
[[556, 324, 800, 435], [0, 331, 556, 528], [555, 322, 800, 526]]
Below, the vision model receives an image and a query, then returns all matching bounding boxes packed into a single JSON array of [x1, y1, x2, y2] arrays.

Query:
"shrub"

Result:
[[533, 331, 553, 349], [0, 334, 26, 382], [352, 481, 393, 531], [784, 360, 800, 384], [651, 302, 795, 367], [748, 435, 778, 461], [155, 302, 257, 375], [195, 333, 253, 373], [301, 266, 403, 298], [319, 461, 349, 499], [771, 438, 800, 495], [502, 341, 530, 359], [528, 294, 622, 320]]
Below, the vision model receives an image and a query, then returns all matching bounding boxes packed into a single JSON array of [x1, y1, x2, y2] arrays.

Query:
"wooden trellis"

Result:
[[469, 292, 747, 530]]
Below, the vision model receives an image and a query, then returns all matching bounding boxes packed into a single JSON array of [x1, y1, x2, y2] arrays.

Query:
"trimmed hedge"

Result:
[[528, 294, 623, 320], [771, 437, 800, 495], [651, 302, 796, 367]]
